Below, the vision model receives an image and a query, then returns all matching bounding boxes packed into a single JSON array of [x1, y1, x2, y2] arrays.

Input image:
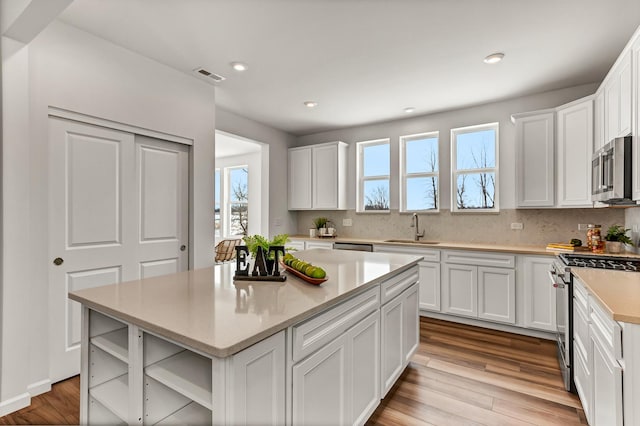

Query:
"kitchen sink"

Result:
[[383, 239, 439, 245]]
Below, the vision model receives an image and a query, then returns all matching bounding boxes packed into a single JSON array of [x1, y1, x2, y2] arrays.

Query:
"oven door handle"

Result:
[[548, 270, 558, 284]]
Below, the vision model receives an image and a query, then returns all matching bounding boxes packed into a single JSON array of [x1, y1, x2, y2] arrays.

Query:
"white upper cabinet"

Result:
[[605, 50, 632, 142], [594, 90, 605, 153], [513, 111, 555, 207], [288, 141, 347, 210], [556, 97, 594, 207], [288, 148, 312, 209], [633, 36, 640, 200]]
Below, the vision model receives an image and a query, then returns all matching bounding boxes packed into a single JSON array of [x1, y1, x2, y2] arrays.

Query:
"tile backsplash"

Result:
[[297, 208, 626, 246]]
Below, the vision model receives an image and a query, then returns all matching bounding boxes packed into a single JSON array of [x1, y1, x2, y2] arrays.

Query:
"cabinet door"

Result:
[[591, 331, 623, 426], [286, 239, 306, 252], [349, 312, 380, 426], [403, 284, 419, 363], [619, 51, 632, 137], [292, 334, 349, 426], [594, 90, 605, 153], [515, 113, 555, 207], [606, 77, 620, 142], [477, 267, 515, 324], [633, 40, 640, 200], [380, 295, 404, 396], [442, 263, 477, 318], [418, 261, 440, 312], [557, 99, 593, 207], [230, 331, 285, 426], [312, 144, 339, 209], [288, 148, 312, 209], [521, 256, 556, 331]]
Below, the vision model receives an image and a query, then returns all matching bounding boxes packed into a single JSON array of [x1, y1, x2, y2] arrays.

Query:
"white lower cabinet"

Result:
[[477, 267, 515, 324], [381, 283, 419, 396], [292, 311, 380, 426], [441, 251, 515, 325], [591, 329, 623, 426], [418, 261, 440, 312], [519, 256, 556, 332], [442, 263, 477, 318], [229, 332, 285, 425], [304, 240, 334, 250]]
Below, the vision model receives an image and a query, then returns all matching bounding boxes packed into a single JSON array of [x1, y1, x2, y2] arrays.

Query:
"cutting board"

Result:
[[546, 243, 590, 251]]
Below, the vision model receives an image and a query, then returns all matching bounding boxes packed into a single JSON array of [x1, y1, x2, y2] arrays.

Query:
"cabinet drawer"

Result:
[[292, 287, 379, 362], [589, 296, 622, 361], [443, 250, 515, 268], [573, 277, 589, 312], [573, 297, 590, 361], [374, 245, 440, 262], [380, 267, 419, 305]]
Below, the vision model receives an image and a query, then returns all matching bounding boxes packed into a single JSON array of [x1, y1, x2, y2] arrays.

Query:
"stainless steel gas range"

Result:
[[550, 252, 640, 393]]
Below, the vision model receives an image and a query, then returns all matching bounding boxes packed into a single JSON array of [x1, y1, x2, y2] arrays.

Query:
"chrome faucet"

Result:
[[411, 213, 425, 241]]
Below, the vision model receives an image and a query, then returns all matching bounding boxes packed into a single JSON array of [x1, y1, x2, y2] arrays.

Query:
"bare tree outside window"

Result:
[[364, 185, 389, 210], [230, 167, 249, 235], [426, 149, 438, 210]]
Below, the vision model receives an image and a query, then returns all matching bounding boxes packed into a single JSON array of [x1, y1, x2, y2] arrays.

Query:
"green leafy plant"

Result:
[[242, 234, 290, 258], [604, 225, 634, 245], [313, 217, 328, 230]]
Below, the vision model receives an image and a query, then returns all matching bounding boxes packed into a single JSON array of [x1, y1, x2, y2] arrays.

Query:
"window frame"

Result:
[[356, 138, 391, 213], [215, 168, 221, 238], [450, 122, 499, 213], [399, 131, 440, 213]]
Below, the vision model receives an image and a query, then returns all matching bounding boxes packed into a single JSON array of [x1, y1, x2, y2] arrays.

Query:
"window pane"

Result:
[[363, 143, 390, 176], [455, 173, 496, 209], [456, 129, 496, 170], [215, 169, 221, 237], [229, 167, 248, 202], [406, 176, 438, 210], [363, 179, 390, 210], [406, 137, 438, 174], [229, 203, 248, 235]]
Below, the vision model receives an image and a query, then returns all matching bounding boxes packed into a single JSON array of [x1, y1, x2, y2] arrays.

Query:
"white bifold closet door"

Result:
[[48, 117, 189, 383]]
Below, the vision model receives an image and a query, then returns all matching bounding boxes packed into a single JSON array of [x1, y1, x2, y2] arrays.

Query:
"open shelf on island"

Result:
[[89, 374, 128, 423], [155, 401, 211, 425], [89, 395, 127, 426], [91, 328, 128, 364], [145, 351, 212, 410]]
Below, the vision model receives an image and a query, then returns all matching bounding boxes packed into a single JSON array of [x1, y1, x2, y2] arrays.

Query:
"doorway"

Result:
[[215, 131, 269, 244]]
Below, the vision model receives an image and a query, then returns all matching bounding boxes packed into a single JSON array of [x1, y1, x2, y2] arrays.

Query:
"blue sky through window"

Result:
[[229, 167, 248, 202], [456, 129, 496, 170], [363, 143, 389, 176]]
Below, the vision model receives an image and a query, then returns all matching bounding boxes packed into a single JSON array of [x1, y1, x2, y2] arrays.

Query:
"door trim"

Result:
[[48, 107, 193, 146]]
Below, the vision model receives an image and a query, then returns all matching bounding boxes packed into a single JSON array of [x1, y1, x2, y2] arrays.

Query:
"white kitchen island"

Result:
[[69, 249, 422, 425]]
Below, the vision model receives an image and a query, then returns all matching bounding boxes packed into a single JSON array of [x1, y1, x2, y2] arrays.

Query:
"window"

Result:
[[357, 139, 390, 212], [451, 123, 499, 212], [215, 165, 249, 238], [400, 132, 439, 211], [215, 169, 221, 237], [228, 166, 248, 235]]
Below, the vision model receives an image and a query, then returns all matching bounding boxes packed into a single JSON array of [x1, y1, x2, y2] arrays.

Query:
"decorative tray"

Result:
[[280, 262, 327, 285]]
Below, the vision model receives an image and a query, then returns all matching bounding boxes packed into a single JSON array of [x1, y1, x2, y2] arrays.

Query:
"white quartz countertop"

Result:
[[571, 267, 640, 325], [69, 249, 422, 357]]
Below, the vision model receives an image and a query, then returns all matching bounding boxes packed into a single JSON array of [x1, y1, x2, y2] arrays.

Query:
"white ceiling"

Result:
[[58, 0, 640, 136], [216, 132, 262, 158]]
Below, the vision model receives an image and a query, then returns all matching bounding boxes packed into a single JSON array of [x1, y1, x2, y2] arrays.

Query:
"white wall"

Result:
[[1, 19, 217, 412], [216, 108, 297, 237], [295, 83, 599, 211], [217, 152, 263, 237]]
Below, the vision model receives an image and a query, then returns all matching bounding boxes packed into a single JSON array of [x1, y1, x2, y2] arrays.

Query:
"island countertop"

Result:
[[69, 249, 422, 358]]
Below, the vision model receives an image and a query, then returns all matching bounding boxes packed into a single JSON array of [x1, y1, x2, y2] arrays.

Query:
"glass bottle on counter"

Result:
[[591, 234, 605, 254], [587, 224, 601, 250]]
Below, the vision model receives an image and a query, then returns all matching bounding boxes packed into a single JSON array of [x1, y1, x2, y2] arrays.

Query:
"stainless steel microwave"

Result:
[[591, 136, 633, 204]]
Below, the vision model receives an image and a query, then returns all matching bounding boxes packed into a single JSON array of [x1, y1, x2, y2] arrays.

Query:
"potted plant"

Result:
[[243, 234, 290, 263], [313, 217, 328, 236], [604, 225, 633, 254]]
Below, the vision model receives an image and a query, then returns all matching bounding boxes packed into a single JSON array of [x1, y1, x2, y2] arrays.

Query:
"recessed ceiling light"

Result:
[[304, 101, 318, 108], [404, 107, 415, 113], [483, 53, 505, 64], [230, 62, 248, 72]]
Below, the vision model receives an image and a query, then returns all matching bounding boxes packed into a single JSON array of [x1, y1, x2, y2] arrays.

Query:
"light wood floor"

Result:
[[0, 317, 585, 425]]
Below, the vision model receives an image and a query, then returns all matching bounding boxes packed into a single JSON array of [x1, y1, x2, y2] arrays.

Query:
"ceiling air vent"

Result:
[[193, 67, 226, 83]]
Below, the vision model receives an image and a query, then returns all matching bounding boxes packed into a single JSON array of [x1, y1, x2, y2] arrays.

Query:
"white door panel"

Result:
[[49, 118, 189, 383], [139, 258, 179, 279]]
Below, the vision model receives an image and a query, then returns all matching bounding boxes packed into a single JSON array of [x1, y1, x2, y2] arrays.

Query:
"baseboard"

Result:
[[0, 392, 30, 417], [27, 379, 51, 397], [420, 311, 557, 340]]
